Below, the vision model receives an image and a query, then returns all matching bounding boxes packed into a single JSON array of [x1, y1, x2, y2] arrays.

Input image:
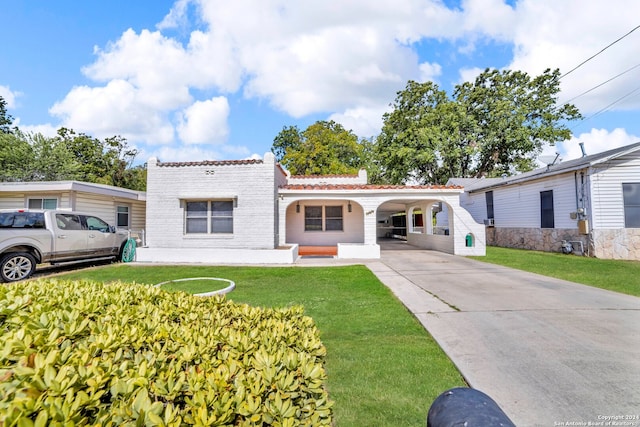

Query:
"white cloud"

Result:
[[177, 97, 229, 144], [418, 62, 442, 83], [12, 120, 58, 138], [507, 0, 640, 114], [328, 105, 390, 139], [0, 85, 20, 108], [539, 128, 640, 163], [23, 0, 638, 161], [49, 79, 175, 144]]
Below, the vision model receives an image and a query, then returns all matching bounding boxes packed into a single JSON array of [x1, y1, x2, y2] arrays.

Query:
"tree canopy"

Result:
[[0, 126, 146, 191], [272, 120, 365, 175], [0, 96, 15, 134], [374, 68, 582, 184]]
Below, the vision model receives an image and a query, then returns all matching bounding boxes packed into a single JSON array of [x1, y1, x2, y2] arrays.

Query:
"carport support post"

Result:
[[363, 206, 378, 245]]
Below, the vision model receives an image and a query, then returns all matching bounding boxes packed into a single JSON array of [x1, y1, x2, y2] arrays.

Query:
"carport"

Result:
[[278, 183, 485, 259]]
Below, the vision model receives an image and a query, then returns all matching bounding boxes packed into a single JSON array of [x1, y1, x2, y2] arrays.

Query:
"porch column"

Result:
[[363, 205, 378, 245]]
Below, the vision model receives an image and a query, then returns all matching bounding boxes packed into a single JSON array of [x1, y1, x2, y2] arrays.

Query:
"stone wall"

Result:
[[487, 227, 640, 260], [591, 229, 640, 260], [486, 227, 587, 255]]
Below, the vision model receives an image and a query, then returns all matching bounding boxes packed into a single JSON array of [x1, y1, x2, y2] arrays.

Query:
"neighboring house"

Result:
[[136, 152, 485, 264], [448, 141, 640, 260], [0, 181, 146, 240]]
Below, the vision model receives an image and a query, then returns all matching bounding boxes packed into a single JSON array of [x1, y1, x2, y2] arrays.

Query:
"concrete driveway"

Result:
[[365, 244, 640, 426]]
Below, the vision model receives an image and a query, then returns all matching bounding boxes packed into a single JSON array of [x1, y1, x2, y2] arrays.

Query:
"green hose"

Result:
[[121, 238, 136, 263]]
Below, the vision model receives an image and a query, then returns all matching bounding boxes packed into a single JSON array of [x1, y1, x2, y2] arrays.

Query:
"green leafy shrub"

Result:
[[0, 279, 333, 426]]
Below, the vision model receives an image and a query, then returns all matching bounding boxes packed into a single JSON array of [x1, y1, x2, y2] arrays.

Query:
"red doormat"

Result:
[[298, 246, 338, 256]]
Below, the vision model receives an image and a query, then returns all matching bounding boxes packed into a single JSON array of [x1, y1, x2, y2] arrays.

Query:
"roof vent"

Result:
[[579, 142, 587, 157]]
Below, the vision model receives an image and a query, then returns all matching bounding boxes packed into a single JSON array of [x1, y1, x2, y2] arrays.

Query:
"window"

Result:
[[623, 183, 640, 228], [325, 206, 343, 231], [117, 206, 130, 228], [304, 206, 323, 231], [56, 213, 82, 230], [85, 216, 110, 232], [304, 205, 343, 232], [28, 198, 58, 209], [485, 191, 494, 219], [540, 190, 554, 228], [185, 200, 234, 234]]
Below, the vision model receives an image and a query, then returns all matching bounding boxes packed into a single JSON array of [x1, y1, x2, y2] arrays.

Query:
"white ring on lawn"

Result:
[[154, 277, 235, 297]]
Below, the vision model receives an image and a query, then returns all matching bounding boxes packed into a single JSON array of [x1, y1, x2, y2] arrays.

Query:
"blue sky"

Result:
[[2, 0, 639, 166]]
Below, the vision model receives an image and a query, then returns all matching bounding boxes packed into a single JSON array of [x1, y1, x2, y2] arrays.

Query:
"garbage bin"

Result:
[[465, 233, 473, 247]]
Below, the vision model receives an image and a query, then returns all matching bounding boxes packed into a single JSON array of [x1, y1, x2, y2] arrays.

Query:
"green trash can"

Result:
[[465, 233, 473, 247]]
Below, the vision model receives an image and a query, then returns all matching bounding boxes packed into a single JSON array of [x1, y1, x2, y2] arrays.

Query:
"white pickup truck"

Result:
[[0, 209, 131, 282]]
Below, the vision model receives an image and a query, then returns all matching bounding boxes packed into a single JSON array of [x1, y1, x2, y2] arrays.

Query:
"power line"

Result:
[[571, 85, 640, 130], [562, 62, 640, 105], [561, 24, 640, 79]]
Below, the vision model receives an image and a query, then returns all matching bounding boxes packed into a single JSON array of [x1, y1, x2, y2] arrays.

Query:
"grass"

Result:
[[469, 246, 640, 297], [54, 264, 465, 427]]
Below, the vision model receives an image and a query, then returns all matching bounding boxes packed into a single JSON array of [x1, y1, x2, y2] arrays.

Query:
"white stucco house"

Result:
[[0, 181, 146, 237], [448, 142, 640, 260], [136, 153, 485, 264]]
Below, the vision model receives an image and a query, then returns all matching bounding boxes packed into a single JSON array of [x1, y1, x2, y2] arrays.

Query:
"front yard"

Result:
[[54, 264, 465, 426], [470, 246, 640, 297]]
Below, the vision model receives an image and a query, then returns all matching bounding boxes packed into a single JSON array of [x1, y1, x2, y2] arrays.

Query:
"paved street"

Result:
[[363, 244, 640, 427]]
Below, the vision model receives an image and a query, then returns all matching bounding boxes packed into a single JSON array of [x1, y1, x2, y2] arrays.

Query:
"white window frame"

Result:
[[28, 197, 58, 210], [623, 183, 640, 228], [304, 205, 343, 232], [185, 200, 234, 234], [116, 205, 131, 229]]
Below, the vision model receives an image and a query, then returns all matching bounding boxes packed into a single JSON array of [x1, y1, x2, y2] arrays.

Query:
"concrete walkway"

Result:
[[300, 243, 640, 426]]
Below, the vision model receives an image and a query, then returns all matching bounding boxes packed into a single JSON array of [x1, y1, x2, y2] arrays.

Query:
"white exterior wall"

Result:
[[590, 155, 640, 229], [467, 172, 580, 229], [145, 154, 278, 250], [285, 200, 364, 245], [0, 186, 145, 231], [278, 188, 485, 257]]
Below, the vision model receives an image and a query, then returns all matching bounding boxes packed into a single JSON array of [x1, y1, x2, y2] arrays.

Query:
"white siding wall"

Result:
[[145, 155, 278, 250], [590, 156, 640, 229], [470, 172, 580, 229], [458, 191, 487, 223]]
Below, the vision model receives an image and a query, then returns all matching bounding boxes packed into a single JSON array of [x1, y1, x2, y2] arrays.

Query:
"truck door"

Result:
[[53, 213, 89, 260], [83, 215, 120, 257]]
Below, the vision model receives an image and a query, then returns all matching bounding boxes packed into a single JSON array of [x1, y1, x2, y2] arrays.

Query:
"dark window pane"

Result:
[[186, 218, 208, 233], [186, 201, 208, 217], [540, 190, 554, 228], [212, 217, 233, 233], [305, 206, 323, 231], [485, 191, 494, 219], [325, 219, 343, 231], [212, 201, 233, 215]]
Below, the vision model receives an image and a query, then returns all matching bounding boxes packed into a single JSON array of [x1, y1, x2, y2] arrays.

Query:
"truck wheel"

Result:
[[0, 252, 37, 282]]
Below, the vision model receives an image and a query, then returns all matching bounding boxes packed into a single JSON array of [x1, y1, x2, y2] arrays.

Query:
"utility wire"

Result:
[[562, 62, 640, 105], [561, 24, 640, 79], [571, 85, 640, 130]]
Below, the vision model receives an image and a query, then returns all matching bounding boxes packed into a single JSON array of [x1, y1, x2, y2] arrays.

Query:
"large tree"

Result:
[[0, 128, 146, 191], [272, 120, 365, 175], [374, 68, 582, 184], [0, 96, 15, 134]]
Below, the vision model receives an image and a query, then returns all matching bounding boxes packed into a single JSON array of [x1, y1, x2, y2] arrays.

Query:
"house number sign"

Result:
[[204, 170, 215, 175]]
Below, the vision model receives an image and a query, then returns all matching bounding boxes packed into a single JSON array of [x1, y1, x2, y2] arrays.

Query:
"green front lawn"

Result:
[[470, 246, 640, 297], [54, 264, 465, 427]]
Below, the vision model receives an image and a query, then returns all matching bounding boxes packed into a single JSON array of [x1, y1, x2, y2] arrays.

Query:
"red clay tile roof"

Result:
[[280, 184, 462, 190], [157, 159, 263, 167], [289, 173, 359, 179]]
